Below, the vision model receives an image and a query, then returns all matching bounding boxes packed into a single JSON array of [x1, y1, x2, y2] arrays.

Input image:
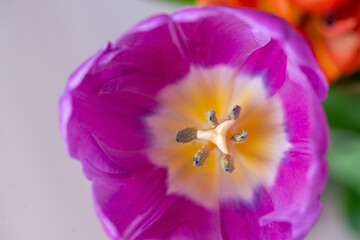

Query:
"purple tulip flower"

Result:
[[60, 6, 329, 240]]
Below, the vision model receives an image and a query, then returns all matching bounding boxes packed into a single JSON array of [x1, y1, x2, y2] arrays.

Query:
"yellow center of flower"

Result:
[[146, 65, 291, 209]]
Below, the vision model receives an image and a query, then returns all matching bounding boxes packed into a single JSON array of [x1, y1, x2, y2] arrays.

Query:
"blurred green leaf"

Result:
[[175, 0, 195, 4], [327, 76, 360, 235], [155, 0, 196, 5], [323, 86, 360, 134], [327, 128, 360, 188], [341, 185, 360, 235]]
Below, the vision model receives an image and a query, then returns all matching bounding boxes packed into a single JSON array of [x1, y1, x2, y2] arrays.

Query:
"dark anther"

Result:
[[229, 105, 241, 120], [205, 109, 218, 127], [175, 127, 197, 143]]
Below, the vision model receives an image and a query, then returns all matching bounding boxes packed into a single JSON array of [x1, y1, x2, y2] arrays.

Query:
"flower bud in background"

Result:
[[60, 6, 329, 239], [198, 0, 360, 83]]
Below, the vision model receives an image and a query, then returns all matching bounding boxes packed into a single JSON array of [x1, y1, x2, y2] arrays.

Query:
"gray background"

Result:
[[0, 0, 358, 239]]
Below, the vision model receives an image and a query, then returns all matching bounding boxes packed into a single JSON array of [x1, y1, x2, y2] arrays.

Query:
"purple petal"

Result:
[[93, 168, 222, 239], [168, 8, 267, 68], [220, 188, 292, 240], [241, 39, 287, 97], [60, 15, 191, 174], [259, 78, 328, 239], [214, 6, 328, 100]]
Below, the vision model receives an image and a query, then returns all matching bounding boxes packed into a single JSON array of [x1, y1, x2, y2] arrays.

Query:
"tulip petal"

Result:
[[220, 189, 292, 240], [219, 7, 328, 99], [92, 168, 222, 239], [241, 39, 287, 97]]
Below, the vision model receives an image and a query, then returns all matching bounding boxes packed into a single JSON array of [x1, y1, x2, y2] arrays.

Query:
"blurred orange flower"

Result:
[[198, 0, 360, 82]]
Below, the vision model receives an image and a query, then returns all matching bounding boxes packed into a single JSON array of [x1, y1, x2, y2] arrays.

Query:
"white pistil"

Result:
[[197, 120, 235, 154]]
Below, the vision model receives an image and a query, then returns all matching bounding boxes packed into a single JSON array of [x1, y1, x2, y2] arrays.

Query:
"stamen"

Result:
[[205, 109, 218, 127], [175, 127, 197, 143], [193, 145, 210, 167], [229, 105, 241, 120], [175, 106, 244, 172], [231, 130, 248, 143], [220, 153, 235, 173]]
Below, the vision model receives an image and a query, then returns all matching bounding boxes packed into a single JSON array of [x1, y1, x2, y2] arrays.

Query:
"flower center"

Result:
[[145, 65, 291, 209], [175, 105, 248, 173]]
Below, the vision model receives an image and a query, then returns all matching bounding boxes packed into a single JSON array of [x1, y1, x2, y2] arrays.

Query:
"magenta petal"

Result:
[[220, 189, 292, 240], [93, 169, 222, 239], [217, 7, 328, 100], [241, 39, 287, 97], [168, 8, 267, 68], [60, 16, 191, 174], [145, 199, 222, 239], [170, 6, 328, 99], [61, 88, 155, 176], [259, 79, 328, 239], [92, 169, 172, 239]]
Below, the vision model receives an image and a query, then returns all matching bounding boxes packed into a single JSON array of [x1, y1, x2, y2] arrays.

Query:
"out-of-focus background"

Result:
[[1, 0, 359, 239]]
